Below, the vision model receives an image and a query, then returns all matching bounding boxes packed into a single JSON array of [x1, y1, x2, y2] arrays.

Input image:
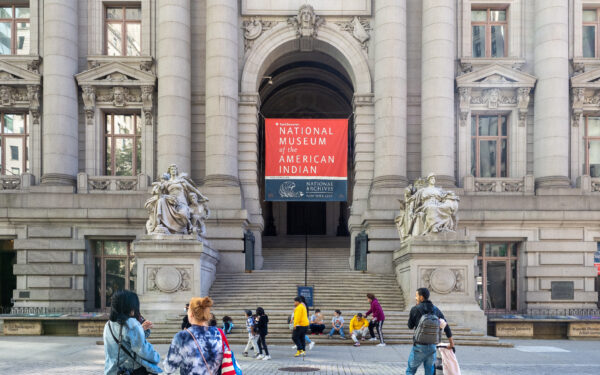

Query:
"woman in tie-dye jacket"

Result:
[[163, 297, 224, 375]]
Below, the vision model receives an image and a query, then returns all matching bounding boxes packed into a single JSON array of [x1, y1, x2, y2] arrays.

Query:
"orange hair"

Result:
[[189, 297, 213, 322]]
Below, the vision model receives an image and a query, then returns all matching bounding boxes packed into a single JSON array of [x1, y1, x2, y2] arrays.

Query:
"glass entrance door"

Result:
[[94, 241, 136, 310], [477, 242, 518, 312]]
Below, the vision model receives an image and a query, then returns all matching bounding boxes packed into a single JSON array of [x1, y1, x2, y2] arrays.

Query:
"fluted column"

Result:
[[157, 0, 191, 174], [421, 0, 456, 186], [372, 0, 407, 188], [41, 0, 78, 185], [533, 0, 570, 187], [204, 0, 239, 186]]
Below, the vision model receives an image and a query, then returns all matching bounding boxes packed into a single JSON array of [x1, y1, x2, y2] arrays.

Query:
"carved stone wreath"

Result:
[[421, 267, 464, 294], [148, 266, 192, 293]]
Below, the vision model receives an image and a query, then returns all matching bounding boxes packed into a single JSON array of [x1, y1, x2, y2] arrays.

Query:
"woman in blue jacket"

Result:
[[103, 290, 162, 375]]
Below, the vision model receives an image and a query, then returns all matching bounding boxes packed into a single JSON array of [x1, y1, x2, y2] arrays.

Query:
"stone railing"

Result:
[[0, 174, 35, 191], [463, 175, 534, 195], [577, 175, 600, 193], [77, 173, 149, 193]]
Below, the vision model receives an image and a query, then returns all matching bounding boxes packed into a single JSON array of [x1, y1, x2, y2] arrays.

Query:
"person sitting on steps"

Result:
[[349, 313, 369, 347], [327, 310, 345, 339]]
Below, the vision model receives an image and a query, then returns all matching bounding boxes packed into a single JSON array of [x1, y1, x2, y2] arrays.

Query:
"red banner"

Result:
[[265, 118, 347, 201]]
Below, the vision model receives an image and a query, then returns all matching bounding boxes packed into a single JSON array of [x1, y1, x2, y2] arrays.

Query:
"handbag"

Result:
[[109, 323, 153, 375], [218, 328, 243, 375]]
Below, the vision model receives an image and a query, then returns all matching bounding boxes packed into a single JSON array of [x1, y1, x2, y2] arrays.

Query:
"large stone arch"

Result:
[[238, 21, 374, 269]]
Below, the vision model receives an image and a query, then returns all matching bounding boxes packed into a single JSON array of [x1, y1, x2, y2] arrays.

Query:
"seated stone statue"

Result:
[[395, 173, 459, 240], [144, 164, 209, 238]]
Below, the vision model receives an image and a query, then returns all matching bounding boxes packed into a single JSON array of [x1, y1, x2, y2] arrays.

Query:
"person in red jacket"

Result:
[[365, 293, 386, 346]]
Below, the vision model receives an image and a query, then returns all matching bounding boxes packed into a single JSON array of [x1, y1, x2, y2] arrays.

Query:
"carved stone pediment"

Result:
[[456, 65, 536, 127], [0, 60, 41, 86], [75, 62, 156, 88], [571, 67, 600, 88], [456, 64, 536, 89]]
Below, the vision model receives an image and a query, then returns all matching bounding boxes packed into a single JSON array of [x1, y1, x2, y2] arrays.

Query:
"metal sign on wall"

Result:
[[265, 118, 348, 202]]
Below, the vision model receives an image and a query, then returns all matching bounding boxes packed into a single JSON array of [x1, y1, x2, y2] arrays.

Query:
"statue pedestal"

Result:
[[132, 234, 219, 321], [393, 232, 487, 333]]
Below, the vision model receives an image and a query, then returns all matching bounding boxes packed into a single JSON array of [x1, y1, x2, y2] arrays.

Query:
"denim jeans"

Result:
[[328, 327, 345, 338], [405, 344, 436, 375]]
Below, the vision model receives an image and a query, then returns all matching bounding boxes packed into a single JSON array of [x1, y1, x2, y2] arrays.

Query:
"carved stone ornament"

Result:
[[242, 18, 276, 51], [145, 164, 211, 239], [288, 4, 324, 38], [517, 88, 531, 127], [458, 87, 471, 127], [421, 268, 464, 294], [142, 85, 153, 126], [81, 85, 96, 123], [470, 88, 516, 108], [148, 266, 192, 293], [395, 173, 460, 241], [336, 17, 370, 50], [27, 85, 40, 125]]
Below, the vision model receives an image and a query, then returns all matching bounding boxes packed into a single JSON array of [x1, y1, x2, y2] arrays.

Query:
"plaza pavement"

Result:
[[0, 336, 599, 374]]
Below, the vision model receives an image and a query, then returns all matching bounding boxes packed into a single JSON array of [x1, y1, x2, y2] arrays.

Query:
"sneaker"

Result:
[[256, 354, 264, 359], [368, 337, 378, 341], [376, 343, 387, 347], [262, 355, 271, 360], [301, 350, 306, 356], [243, 352, 248, 357], [353, 342, 360, 347], [294, 350, 302, 357], [339, 336, 346, 340], [309, 341, 315, 350], [291, 345, 297, 349]]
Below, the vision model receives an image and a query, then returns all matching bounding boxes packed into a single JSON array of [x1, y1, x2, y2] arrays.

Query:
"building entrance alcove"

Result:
[[0, 239, 16, 312], [258, 51, 353, 239]]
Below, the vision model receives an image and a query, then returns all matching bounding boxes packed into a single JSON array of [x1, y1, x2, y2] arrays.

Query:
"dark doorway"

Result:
[[0, 240, 16, 311], [287, 202, 326, 235]]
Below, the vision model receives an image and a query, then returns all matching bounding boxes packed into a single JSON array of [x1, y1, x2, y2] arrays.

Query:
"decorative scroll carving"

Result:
[[572, 88, 585, 128], [242, 18, 276, 51], [517, 88, 531, 127], [81, 85, 96, 123], [88, 179, 111, 191], [592, 179, 600, 192], [471, 88, 516, 108], [147, 266, 192, 293], [395, 174, 459, 241], [116, 179, 138, 191], [458, 87, 471, 127], [141, 85, 153, 126], [501, 180, 524, 192], [336, 17, 370, 50], [0, 86, 14, 106], [288, 4, 324, 38], [0, 176, 20, 190], [27, 85, 40, 125], [474, 180, 495, 192]]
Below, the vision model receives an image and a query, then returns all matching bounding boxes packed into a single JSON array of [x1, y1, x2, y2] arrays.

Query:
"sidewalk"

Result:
[[0, 336, 599, 374]]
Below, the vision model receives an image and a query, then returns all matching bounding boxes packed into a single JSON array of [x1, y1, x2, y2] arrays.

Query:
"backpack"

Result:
[[413, 309, 441, 345]]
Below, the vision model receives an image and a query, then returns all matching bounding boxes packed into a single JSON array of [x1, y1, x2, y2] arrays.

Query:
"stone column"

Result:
[[533, 0, 570, 187], [372, 0, 407, 188], [421, 0, 456, 186], [157, 0, 191, 174], [204, 0, 239, 186], [41, 0, 79, 185]]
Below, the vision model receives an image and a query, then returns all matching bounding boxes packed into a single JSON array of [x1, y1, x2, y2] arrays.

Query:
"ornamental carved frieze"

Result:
[[421, 267, 465, 294], [288, 4, 324, 38], [470, 88, 517, 107], [242, 18, 276, 51], [336, 17, 371, 50], [147, 266, 192, 293], [96, 86, 142, 106]]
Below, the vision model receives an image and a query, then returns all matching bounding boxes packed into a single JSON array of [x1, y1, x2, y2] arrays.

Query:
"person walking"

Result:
[[163, 297, 224, 375], [406, 288, 455, 375], [255, 307, 271, 360], [365, 293, 386, 346], [243, 310, 259, 357], [292, 296, 310, 357], [103, 290, 161, 375], [349, 313, 369, 347]]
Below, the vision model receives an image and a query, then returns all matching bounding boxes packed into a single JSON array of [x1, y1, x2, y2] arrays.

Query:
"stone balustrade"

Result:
[[0, 174, 35, 191], [77, 173, 149, 193], [576, 175, 600, 193], [463, 175, 535, 195]]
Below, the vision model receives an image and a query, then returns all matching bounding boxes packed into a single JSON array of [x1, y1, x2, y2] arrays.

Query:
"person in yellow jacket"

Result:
[[292, 296, 309, 357], [349, 313, 370, 347]]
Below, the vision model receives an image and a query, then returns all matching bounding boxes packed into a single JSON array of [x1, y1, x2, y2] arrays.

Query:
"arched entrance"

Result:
[[238, 23, 373, 262]]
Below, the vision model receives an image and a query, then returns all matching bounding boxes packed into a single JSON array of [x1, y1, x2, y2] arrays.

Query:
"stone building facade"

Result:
[[0, 0, 598, 315]]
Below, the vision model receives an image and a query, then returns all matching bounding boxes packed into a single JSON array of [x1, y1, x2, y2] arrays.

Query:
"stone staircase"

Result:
[[149, 237, 509, 347]]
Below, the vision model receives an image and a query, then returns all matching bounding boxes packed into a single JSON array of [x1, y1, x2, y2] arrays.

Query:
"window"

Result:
[[477, 242, 519, 312], [471, 114, 508, 177], [0, 5, 29, 55], [472, 8, 507, 58], [105, 6, 141, 56], [105, 114, 142, 176], [582, 115, 600, 177], [583, 9, 600, 57], [93, 240, 136, 310], [0, 113, 28, 175]]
